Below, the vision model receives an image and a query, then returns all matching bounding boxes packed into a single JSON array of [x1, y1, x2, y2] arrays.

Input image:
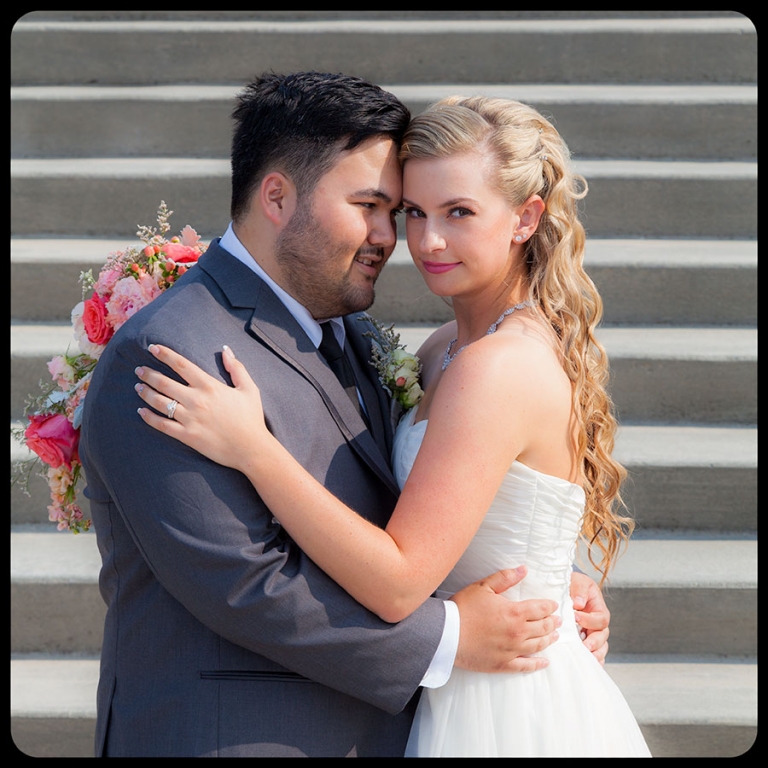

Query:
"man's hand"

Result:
[[570, 571, 610, 665], [450, 566, 560, 674]]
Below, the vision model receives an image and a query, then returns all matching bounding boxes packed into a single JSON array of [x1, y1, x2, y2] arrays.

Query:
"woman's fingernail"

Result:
[[135, 367, 144, 377], [135, 383, 144, 394], [148, 344, 159, 355], [223, 345, 234, 358]]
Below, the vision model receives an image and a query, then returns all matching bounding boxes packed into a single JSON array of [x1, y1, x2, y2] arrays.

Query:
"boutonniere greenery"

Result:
[[360, 315, 424, 410]]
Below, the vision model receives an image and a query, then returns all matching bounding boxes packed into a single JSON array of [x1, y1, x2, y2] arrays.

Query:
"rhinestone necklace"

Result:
[[442, 300, 533, 371]]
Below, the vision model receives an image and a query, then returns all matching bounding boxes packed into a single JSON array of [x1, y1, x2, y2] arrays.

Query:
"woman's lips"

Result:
[[422, 261, 460, 274]]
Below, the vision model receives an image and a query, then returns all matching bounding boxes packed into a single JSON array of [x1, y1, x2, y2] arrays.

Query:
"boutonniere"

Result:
[[359, 315, 424, 410]]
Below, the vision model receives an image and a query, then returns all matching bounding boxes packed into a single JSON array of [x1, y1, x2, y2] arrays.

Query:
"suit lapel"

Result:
[[252, 309, 401, 498], [344, 315, 395, 461]]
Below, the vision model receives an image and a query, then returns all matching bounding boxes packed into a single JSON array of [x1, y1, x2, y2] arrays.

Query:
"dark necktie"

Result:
[[318, 321, 364, 417]]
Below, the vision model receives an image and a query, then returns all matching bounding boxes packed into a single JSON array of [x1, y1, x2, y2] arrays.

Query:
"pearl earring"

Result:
[[515, 235, 523, 243]]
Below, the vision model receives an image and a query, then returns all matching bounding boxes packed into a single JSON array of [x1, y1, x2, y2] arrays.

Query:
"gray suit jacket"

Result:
[[80, 241, 446, 757]]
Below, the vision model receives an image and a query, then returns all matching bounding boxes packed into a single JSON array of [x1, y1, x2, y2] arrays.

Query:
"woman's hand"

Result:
[[570, 571, 611, 665], [135, 344, 271, 472]]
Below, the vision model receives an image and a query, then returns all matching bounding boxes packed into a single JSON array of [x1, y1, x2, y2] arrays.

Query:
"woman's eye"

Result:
[[450, 207, 473, 218], [404, 207, 425, 219]]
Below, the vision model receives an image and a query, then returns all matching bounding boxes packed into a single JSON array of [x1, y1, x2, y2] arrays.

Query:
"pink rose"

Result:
[[106, 274, 163, 331], [94, 265, 125, 297], [82, 294, 114, 345], [162, 242, 201, 264], [25, 413, 80, 469], [71, 302, 105, 359]]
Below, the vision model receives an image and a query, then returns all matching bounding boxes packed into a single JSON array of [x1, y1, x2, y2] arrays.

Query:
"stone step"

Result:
[[10, 526, 757, 658], [17, 11, 747, 21], [610, 425, 756, 533], [10, 323, 758, 425], [11, 83, 757, 161], [371, 238, 757, 326], [11, 528, 105, 655], [11, 237, 758, 326], [10, 158, 758, 239], [395, 325, 757, 425], [11, 15, 756, 87], [606, 656, 757, 758], [12, 422, 756, 532], [11, 655, 100, 758], [9, 653, 758, 758], [394, 83, 756, 161], [576, 534, 757, 657], [10, 323, 758, 426]]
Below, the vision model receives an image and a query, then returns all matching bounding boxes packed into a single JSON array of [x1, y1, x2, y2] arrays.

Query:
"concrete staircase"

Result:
[[11, 11, 757, 758]]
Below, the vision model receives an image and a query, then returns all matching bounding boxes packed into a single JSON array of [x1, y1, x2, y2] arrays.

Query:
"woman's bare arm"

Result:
[[135, 335, 552, 622]]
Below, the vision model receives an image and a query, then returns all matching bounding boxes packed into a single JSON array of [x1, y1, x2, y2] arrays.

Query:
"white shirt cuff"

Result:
[[419, 599, 460, 688]]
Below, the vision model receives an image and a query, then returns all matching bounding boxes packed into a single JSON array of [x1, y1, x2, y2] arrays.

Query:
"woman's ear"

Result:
[[513, 194, 546, 243], [261, 172, 297, 226]]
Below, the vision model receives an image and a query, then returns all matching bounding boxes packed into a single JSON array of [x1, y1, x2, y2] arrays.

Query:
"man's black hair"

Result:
[[230, 71, 411, 221]]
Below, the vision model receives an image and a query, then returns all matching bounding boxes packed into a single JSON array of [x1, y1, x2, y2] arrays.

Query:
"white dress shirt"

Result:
[[219, 224, 459, 688]]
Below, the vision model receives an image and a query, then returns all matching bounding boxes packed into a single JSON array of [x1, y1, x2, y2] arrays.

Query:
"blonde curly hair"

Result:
[[400, 96, 633, 585]]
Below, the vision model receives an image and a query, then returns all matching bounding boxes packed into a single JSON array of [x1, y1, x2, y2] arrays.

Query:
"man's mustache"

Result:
[[355, 247, 387, 261]]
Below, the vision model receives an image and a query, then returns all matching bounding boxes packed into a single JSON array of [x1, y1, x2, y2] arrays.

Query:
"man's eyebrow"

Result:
[[354, 188, 393, 204]]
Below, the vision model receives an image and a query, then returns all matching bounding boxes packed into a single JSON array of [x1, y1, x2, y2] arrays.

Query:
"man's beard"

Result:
[[274, 200, 383, 319]]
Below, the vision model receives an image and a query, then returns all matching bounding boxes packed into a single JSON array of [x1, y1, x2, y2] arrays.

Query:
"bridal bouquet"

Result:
[[12, 202, 207, 533]]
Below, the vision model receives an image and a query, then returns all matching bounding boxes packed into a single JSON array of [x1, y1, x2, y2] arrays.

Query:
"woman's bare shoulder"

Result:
[[442, 318, 568, 405]]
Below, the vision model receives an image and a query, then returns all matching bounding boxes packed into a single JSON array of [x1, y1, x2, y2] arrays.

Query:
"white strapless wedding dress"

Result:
[[393, 406, 651, 757]]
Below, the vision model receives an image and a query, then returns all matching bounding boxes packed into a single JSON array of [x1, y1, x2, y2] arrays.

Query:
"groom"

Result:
[[80, 71, 609, 757]]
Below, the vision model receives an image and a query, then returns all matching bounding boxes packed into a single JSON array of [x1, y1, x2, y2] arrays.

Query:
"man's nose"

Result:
[[369, 213, 397, 248]]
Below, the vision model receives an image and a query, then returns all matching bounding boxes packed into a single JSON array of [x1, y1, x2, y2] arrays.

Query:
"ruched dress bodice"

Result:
[[394, 406, 585, 642]]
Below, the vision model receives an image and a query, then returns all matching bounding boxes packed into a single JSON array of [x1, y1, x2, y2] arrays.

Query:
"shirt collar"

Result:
[[219, 223, 344, 349]]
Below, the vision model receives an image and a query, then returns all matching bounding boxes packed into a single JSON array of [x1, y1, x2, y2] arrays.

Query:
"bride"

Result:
[[135, 96, 651, 757]]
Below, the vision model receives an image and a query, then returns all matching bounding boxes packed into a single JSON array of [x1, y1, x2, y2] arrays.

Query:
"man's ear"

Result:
[[261, 172, 297, 226]]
